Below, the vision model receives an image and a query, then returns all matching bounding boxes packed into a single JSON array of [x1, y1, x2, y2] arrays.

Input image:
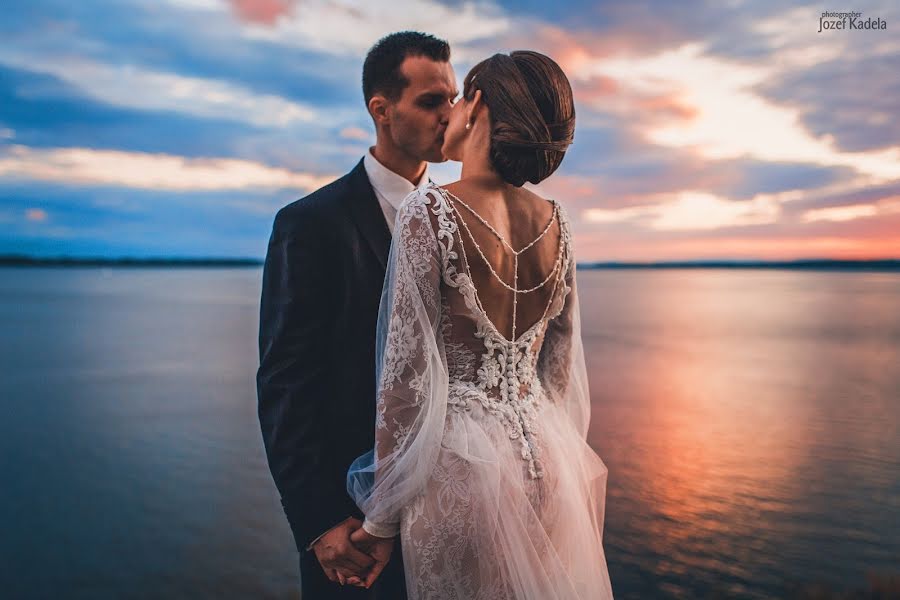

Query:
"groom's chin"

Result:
[[425, 148, 449, 163]]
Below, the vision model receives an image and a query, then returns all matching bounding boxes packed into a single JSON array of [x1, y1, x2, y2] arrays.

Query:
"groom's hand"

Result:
[[349, 527, 395, 589], [311, 517, 375, 584]]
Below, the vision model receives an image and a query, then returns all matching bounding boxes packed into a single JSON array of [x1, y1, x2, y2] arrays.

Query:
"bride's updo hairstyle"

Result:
[[464, 50, 575, 186]]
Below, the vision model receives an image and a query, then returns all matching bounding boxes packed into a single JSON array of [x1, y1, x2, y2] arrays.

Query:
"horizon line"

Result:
[[2, 254, 899, 271]]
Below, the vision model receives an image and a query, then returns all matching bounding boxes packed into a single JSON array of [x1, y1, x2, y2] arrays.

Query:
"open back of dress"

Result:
[[439, 184, 565, 344]]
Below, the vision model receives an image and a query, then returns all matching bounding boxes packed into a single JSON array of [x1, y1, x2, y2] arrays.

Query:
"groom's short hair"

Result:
[[362, 31, 451, 104]]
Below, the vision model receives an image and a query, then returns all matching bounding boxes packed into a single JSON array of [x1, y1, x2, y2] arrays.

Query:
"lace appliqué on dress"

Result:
[[375, 197, 441, 450], [423, 186, 574, 480]]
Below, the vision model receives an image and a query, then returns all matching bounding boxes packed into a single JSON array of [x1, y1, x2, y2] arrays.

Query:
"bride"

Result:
[[345, 49, 614, 599]]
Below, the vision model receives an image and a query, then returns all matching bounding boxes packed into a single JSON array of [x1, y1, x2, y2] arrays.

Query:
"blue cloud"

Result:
[[3, 0, 362, 108], [0, 65, 266, 157], [0, 181, 284, 257], [727, 161, 852, 199], [758, 52, 900, 153]]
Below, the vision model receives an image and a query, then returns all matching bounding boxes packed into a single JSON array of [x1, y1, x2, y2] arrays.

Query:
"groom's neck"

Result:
[[371, 142, 427, 185]]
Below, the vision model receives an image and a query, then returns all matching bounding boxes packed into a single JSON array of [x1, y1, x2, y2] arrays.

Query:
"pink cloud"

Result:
[[339, 126, 370, 141], [571, 210, 900, 262], [227, 0, 297, 25], [633, 93, 699, 123], [25, 208, 48, 222], [528, 22, 682, 68]]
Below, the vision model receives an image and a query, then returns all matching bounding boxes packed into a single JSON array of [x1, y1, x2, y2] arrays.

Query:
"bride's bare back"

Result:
[[439, 180, 563, 342]]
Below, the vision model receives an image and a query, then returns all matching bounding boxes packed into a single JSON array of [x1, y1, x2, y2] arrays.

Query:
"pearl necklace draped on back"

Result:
[[442, 186, 564, 343]]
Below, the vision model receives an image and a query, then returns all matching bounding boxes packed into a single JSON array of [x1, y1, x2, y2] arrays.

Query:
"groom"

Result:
[[257, 31, 458, 598]]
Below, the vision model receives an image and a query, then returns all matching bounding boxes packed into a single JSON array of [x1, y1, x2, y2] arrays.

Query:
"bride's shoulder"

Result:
[[395, 186, 450, 241], [399, 183, 446, 211], [397, 185, 455, 231]]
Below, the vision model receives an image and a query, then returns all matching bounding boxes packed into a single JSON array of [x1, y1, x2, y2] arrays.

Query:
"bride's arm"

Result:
[[536, 226, 591, 439], [347, 189, 449, 537]]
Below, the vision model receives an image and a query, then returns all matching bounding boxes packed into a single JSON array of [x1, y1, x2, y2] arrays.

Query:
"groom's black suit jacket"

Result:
[[257, 158, 407, 597]]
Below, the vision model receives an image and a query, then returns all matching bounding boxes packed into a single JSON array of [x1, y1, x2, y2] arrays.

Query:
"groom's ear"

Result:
[[368, 95, 391, 126]]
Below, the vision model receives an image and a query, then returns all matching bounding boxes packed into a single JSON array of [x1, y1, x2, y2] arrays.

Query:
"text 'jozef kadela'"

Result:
[[818, 11, 888, 33]]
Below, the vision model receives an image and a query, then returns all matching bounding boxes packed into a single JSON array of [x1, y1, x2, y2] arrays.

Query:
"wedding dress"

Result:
[[347, 183, 614, 599]]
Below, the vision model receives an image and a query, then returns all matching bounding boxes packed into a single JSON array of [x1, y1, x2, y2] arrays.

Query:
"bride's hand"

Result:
[[349, 527, 395, 589]]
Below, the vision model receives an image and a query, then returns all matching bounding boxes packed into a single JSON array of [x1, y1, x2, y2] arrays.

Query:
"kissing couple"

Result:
[[258, 30, 614, 600]]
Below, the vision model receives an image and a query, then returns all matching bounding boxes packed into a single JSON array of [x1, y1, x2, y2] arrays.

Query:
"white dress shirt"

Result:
[[364, 147, 431, 236], [305, 150, 431, 552]]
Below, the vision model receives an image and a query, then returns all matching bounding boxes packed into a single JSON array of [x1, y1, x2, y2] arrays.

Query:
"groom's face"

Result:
[[387, 55, 458, 163]]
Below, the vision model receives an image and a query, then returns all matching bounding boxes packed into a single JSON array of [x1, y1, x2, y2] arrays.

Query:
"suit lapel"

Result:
[[342, 158, 391, 271]]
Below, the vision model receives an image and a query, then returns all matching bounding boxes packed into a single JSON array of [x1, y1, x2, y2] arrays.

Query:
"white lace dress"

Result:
[[347, 184, 614, 599]]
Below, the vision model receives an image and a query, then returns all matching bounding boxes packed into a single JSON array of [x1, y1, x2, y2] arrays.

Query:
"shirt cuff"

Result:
[[362, 517, 400, 538]]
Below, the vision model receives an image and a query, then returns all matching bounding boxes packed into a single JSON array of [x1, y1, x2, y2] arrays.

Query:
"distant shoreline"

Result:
[[2, 255, 899, 271], [0, 256, 263, 268]]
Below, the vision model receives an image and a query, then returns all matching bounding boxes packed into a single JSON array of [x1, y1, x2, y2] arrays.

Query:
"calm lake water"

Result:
[[1, 267, 898, 599]]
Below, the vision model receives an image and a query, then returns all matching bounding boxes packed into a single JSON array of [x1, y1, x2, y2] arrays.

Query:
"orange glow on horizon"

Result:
[[575, 235, 900, 262]]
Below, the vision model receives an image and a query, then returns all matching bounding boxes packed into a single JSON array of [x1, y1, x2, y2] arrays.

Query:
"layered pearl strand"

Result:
[[438, 187, 564, 342]]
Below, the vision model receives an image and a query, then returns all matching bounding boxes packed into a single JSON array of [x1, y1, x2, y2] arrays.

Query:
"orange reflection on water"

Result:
[[580, 269, 846, 586]]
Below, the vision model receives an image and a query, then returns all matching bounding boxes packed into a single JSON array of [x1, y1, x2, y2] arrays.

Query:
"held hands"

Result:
[[348, 526, 396, 588], [311, 517, 375, 587], [311, 517, 395, 589]]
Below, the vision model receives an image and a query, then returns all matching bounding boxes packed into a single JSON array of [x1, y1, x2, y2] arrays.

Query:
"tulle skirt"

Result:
[[397, 386, 614, 600]]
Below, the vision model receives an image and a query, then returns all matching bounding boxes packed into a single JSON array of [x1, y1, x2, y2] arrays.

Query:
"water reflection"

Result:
[[0, 267, 898, 599], [580, 269, 900, 598]]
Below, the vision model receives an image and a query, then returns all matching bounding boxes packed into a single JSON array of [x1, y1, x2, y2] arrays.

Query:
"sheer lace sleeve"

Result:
[[347, 188, 449, 538], [536, 216, 591, 439]]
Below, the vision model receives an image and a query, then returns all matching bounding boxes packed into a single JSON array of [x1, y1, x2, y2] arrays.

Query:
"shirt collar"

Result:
[[364, 148, 431, 211]]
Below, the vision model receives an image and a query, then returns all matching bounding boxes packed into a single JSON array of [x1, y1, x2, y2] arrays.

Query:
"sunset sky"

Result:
[[2, 0, 899, 261]]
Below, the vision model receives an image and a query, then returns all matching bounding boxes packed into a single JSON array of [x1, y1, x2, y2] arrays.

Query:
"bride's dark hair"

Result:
[[463, 50, 575, 187]]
